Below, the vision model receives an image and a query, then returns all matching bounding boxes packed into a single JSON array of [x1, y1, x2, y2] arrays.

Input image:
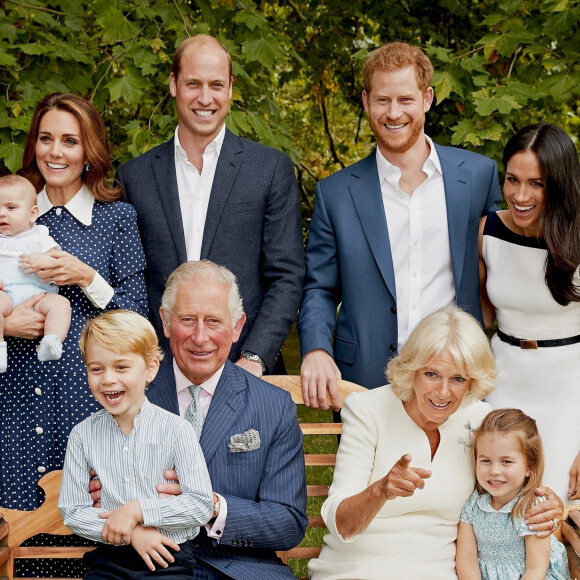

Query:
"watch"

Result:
[[240, 350, 267, 373]]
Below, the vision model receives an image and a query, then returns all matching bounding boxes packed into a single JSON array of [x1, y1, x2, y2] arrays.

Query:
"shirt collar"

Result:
[[476, 491, 519, 513], [174, 124, 226, 165], [102, 397, 150, 430], [173, 359, 225, 397], [375, 135, 442, 184], [37, 184, 95, 226]]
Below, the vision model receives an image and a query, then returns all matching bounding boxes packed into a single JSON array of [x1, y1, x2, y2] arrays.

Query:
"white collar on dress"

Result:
[[37, 184, 95, 226]]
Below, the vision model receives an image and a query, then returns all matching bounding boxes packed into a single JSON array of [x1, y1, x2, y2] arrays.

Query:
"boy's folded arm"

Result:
[[139, 423, 214, 531], [58, 429, 110, 543]]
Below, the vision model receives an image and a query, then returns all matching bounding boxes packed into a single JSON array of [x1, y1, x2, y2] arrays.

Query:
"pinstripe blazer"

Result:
[[147, 358, 307, 580]]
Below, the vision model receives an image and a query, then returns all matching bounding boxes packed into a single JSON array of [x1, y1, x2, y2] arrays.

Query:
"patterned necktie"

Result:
[[184, 385, 204, 439]]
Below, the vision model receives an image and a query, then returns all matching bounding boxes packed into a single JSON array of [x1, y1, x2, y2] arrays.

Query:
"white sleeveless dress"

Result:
[[483, 211, 580, 502]]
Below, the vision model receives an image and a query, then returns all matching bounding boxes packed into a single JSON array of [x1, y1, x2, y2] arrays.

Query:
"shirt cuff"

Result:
[[81, 271, 114, 309], [205, 493, 227, 542], [138, 498, 162, 528]]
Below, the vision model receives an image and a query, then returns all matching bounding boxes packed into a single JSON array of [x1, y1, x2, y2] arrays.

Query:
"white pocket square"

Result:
[[228, 428, 261, 452]]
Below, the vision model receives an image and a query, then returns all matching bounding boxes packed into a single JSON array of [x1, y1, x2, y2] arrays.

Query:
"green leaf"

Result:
[[234, 11, 267, 31], [433, 70, 463, 103], [105, 67, 148, 106], [0, 141, 24, 173], [473, 89, 522, 115], [0, 22, 18, 43], [450, 119, 482, 147], [227, 110, 252, 134], [96, 8, 140, 43], [0, 48, 17, 67], [242, 36, 284, 67], [424, 46, 453, 64], [545, 73, 579, 101], [458, 54, 488, 74]]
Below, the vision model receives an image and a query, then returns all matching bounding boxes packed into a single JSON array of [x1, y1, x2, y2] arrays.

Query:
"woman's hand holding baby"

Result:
[[20, 250, 95, 288]]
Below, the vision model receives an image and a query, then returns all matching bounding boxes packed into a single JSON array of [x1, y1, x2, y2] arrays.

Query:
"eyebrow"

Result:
[[38, 130, 81, 138]]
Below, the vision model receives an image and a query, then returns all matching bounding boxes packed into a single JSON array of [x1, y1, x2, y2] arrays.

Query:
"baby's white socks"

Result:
[[0, 341, 6, 373], [38, 335, 63, 362]]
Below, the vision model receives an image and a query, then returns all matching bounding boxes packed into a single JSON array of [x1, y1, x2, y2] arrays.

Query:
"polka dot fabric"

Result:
[[0, 200, 148, 510]]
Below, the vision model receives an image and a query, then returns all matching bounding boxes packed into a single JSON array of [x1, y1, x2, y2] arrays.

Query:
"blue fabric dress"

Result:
[[0, 196, 147, 510], [460, 490, 570, 579]]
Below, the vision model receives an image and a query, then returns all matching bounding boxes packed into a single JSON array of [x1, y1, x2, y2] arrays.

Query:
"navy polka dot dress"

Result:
[[0, 199, 148, 510]]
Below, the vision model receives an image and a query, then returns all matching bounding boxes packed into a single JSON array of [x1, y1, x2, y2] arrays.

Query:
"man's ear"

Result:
[[231, 312, 246, 344], [423, 86, 434, 112], [160, 307, 171, 339], [169, 72, 177, 98]]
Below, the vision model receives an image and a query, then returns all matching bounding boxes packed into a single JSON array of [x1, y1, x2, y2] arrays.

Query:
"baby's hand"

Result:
[[0, 279, 4, 291], [131, 525, 179, 571], [19, 252, 56, 274], [99, 500, 142, 545]]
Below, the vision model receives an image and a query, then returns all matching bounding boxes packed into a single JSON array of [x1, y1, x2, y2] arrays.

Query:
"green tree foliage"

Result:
[[1, 0, 579, 211]]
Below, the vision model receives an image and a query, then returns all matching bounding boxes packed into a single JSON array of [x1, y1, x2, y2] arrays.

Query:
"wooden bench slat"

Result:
[[300, 423, 342, 435], [305, 454, 336, 466], [306, 485, 329, 497], [13, 547, 94, 559]]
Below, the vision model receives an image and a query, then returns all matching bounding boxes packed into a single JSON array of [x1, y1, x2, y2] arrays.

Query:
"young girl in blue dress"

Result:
[[456, 408, 570, 580]]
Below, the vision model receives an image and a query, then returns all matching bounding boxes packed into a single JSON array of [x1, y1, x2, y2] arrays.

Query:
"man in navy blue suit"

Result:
[[117, 34, 304, 377], [299, 42, 502, 408], [147, 260, 307, 580]]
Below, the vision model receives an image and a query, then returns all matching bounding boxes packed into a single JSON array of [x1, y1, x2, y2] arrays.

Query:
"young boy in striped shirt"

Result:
[[59, 309, 213, 578]]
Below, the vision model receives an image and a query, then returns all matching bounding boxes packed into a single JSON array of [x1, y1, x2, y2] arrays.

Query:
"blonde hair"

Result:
[[0, 174, 37, 207], [363, 42, 434, 93], [472, 409, 544, 519], [160, 260, 244, 327], [79, 310, 163, 366], [387, 307, 496, 402]]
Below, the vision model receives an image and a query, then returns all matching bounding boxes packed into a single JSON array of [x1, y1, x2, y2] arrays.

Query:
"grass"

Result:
[[281, 322, 336, 578]]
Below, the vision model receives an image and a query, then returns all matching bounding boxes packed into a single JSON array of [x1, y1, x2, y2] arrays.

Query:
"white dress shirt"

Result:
[[377, 137, 455, 350], [37, 185, 114, 309], [173, 361, 228, 541], [174, 124, 225, 261]]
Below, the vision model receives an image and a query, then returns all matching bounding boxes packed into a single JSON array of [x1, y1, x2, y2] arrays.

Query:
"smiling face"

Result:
[[169, 39, 233, 151], [362, 66, 433, 160], [503, 150, 546, 237], [161, 281, 245, 386], [35, 108, 87, 203], [85, 337, 159, 434], [0, 182, 38, 236], [475, 432, 530, 510], [404, 350, 471, 431]]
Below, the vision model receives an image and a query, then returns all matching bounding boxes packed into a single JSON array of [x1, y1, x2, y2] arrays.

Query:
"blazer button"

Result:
[[389, 344, 396, 353], [390, 306, 397, 314]]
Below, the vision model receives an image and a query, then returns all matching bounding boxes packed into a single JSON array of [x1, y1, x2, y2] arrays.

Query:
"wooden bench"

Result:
[[0, 376, 365, 580]]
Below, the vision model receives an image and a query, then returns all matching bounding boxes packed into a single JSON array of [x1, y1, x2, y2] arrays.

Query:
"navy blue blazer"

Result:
[[116, 129, 305, 372], [147, 359, 307, 580], [298, 145, 501, 389]]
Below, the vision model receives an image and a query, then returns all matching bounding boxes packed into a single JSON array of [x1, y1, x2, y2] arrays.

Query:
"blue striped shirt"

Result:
[[58, 398, 213, 544]]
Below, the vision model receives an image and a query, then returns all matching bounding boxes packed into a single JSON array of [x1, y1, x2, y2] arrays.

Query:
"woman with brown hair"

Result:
[[1, 93, 147, 511]]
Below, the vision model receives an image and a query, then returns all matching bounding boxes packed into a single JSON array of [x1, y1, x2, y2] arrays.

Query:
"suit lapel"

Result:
[[201, 129, 243, 258], [349, 153, 397, 300], [200, 361, 247, 464], [147, 358, 180, 415], [152, 138, 187, 264], [436, 145, 470, 294]]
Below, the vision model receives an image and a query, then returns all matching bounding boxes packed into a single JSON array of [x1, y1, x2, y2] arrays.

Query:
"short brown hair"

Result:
[[363, 42, 434, 93], [19, 93, 121, 203], [0, 174, 37, 207], [472, 409, 544, 519], [79, 310, 163, 367], [172, 34, 233, 81]]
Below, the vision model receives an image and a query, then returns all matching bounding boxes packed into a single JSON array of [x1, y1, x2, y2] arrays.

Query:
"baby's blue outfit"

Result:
[[460, 490, 570, 580]]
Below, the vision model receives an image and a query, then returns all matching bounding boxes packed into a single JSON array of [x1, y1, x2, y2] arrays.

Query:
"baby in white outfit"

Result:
[[0, 174, 71, 372]]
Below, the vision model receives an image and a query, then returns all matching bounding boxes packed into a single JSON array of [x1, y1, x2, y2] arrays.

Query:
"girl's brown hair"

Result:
[[19, 93, 121, 202], [472, 408, 544, 519]]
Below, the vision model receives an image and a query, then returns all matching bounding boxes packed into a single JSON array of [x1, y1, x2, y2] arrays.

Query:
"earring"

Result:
[[84, 163, 91, 172]]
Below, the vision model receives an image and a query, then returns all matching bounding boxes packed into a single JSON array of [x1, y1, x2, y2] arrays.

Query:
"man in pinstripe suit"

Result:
[[147, 261, 307, 580]]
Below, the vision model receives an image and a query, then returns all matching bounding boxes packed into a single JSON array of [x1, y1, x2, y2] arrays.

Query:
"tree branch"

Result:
[[6, 0, 65, 15], [319, 81, 344, 168]]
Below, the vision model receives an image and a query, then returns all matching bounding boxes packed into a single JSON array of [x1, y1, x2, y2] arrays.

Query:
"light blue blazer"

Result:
[[299, 145, 501, 389]]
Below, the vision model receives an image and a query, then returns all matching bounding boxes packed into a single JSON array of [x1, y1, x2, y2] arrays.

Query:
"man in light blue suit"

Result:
[[299, 42, 501, 408], [147, 261, 307, 580]]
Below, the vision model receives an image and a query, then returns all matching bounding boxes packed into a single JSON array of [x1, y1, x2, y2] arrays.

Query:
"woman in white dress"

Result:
[[308, 308, 562, 580], [480, 123, 580, 503]]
